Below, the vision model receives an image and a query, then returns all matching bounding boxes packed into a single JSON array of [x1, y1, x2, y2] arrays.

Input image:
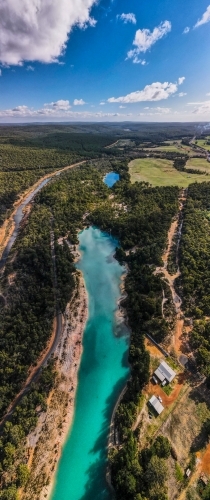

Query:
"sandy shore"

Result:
[[22, 242, 129, 500], [22, 271, 88, 500]]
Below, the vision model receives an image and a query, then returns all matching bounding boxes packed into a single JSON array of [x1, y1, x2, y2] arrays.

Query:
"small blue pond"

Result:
[[104, 172, 119, 188]]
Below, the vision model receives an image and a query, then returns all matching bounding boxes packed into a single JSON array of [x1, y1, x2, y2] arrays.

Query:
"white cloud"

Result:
[[188, 100, 210, 115], [86, 17, 97, 27], [100, 102, 105, 105], [108, 78, 185, 103], [0, 69, 2, 76], [117, 13, 136, 24], [142, 106, 171, 115], [194, 5, 210, 28], [73, 99, 86, 105], [178, 77, 185, 85], [127, 20, 171, 63], [183, 27, 190, 34], [132, 57, 146, 65], [45, 99, 71, 110], [0, 0, 97, 66], [0, 102, 130, 120], [178, 92, 187, 97], [26, 65, 34, 71], [119, 105, 126, 108], [207, 93, 210, 96]]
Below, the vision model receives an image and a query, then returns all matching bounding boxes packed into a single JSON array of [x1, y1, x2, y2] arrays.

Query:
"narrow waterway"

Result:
[[51, 226, 130, 500], [0, 177, 51, 268]]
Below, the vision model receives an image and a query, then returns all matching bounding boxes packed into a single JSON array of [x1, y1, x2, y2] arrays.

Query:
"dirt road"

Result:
[[0, 160, 86, 262], [155, 190, 186, 356]]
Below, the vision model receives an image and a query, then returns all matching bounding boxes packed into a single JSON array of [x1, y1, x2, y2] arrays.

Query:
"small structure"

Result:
[[149, 395, 164, 415], [184, 317, 193, 327], [152, 375, 158, 384], [154, 361, 176, 385], [186, 468, 191, 478], [200, 472, 209, 486]]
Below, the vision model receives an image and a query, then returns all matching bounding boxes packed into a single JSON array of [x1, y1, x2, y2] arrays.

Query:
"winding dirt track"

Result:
[[0, 160, 85, 428], [155, 190, 186, 355], [0, 160, 86, 259]]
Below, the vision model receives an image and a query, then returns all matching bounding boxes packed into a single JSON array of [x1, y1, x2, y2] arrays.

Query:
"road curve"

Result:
[[0, 160, 86, 428], [0, 160, 86, 267]]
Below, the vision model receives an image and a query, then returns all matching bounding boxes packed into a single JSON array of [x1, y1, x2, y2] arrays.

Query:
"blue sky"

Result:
[[0, 0, 209, 122]]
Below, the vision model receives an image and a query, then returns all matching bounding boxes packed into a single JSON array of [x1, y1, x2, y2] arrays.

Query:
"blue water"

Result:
[[104, 172, 119, 188], [51, 226, 129, 500]]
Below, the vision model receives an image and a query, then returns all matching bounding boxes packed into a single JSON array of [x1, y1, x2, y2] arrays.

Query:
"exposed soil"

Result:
[[145, 338, 163, 359], [201, 443, 210, 475], [145, 373, 185, 408]]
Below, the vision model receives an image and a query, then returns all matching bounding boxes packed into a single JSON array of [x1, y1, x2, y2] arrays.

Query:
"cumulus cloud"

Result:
[[207, 93, 210, 96], [0, 0, 97, 66], [100, 102, 105, 105], [46, 99, 71, 110], [26, 65, 34, 71], [107, 78, 185, 103], [178, 92, 187, 97], [0, 102, 130, 120], [73, 99, 86, 105], [183, 27, 190, 34], [117, 13, 136, 24], [127, 20, 171, 62], [194, 5, 210, 28]]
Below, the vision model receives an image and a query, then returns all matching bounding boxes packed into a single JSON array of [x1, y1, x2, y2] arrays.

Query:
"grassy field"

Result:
[[195, 138, 210, 151], [129, 158, 210, 187], [143, 145, 182, 153], [142, 142, 193, 154], [186, 157, 210, 171]]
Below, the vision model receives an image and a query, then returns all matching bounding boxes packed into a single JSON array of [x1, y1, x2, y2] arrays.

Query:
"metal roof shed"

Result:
[[159, 361, 176, 383], [149, 395, 164, 415], [154, 368, 166, 383]]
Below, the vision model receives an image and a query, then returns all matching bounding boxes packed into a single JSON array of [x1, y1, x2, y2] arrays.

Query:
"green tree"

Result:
[[17, 464, 30, 487], [145, 455, 168, 486], [152, 435, 171, 459]]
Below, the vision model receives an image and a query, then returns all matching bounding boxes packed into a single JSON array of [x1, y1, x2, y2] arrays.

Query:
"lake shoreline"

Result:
[[23, 269, 88, 500], [49, 226, 130, 500], [25, 226, 130, 500]]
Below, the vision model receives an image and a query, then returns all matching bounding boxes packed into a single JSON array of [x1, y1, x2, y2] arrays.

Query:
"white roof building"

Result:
[[149, 395, 164, 415], [154, 361, 176, 384]]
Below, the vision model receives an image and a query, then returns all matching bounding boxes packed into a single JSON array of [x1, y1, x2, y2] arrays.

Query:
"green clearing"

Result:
[[143, 145, 182, 152], [186, 157, 210, 172], [195, 139, 210, 151], [142, 143, 193, 154], [129, 158, 210, 187]]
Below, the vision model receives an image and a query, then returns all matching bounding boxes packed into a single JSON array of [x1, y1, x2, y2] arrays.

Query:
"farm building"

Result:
[[154, 361, 176, 384], [149, 395, 164, 415]]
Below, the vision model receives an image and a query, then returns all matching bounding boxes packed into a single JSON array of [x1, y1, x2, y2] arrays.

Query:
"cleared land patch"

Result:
[[142, 145, 191, 153], [129, 158, 210, 187], [195, 139, 210, 151], [186, 157, 210, 172]]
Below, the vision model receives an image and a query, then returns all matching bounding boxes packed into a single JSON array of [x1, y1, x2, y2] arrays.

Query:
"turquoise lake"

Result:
[[104, 172, 119, 187], [51, 226, 130, 500]]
